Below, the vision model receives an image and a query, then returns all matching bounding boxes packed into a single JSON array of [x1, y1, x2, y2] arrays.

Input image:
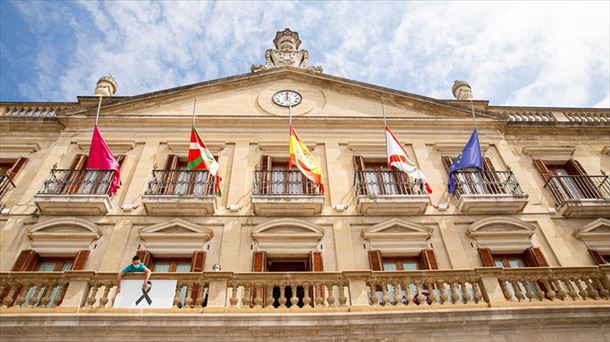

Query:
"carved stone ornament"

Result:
[[95, 76, 118, 97], [251, 28, 323, 73], [452, 80, 473, 100]]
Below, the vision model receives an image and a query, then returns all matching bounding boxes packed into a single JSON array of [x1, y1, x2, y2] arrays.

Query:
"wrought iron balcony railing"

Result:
[[544, 174, 610, 206], [0, 174, 16, 202], [145, 169, 217, 196], [253, 170, 322, 196], [355, 170, 428, 196], [38, 169, 116, 195], [450, 170, 525, 199]]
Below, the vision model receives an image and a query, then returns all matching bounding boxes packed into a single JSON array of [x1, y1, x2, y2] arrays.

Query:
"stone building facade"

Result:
[[1, 29, 609, 341]]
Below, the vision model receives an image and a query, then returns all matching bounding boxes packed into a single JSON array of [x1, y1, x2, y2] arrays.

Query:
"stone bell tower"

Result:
[[251, 28, 323, 73]]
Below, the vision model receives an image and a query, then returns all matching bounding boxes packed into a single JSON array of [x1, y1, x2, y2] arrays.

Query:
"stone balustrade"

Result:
[[365, 269, 487, 309], [1, 266, 608, 313], [227, 272, 348, 312], [0, 272, 68, 309]]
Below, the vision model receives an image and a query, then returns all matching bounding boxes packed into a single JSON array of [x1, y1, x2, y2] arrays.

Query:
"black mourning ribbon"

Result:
[[135, 281, 153, 305]]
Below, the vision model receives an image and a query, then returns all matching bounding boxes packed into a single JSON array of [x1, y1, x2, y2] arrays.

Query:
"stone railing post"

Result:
[[342, 271, 372, 311], [474, 267, 506, 307], [202, 271, 233, 313], [58, 271, 96, 311]]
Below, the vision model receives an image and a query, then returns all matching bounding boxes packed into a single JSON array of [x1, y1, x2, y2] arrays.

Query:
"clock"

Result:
[[272, 90, 302, 107]]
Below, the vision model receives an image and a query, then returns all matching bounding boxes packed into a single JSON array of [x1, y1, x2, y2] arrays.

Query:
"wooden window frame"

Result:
[[492, 254, 527, 268], [381, 256, 420, 271], [150, 257, 193, 273]]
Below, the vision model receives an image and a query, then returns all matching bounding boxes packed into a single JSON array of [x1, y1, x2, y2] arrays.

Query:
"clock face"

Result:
[[272, 90, 302, 107]]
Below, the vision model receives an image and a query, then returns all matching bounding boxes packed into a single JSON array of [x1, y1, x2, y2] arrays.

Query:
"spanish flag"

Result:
[[288, 126, 324, 192]]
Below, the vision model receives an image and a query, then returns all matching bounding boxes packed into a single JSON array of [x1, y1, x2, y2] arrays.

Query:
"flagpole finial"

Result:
[[452, 80, 473, 100], [95, 76, 117, 97]]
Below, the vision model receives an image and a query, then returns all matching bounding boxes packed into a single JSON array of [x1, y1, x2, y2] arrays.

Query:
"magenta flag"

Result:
[[86, 125, 121, 195]]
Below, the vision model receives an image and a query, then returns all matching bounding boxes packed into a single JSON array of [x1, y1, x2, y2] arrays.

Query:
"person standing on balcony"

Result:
[[115, 255, 152, 293]]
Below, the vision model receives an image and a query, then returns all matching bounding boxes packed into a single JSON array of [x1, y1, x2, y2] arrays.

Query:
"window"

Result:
[[55, 154, 124, 195], [478, 247, 549, 268], [0, 157, 27, 201], [151, 257, 192, 272], [382, 257, 419, 271], [493, 255, 526, 268], [256, 155, 320, 195], [159, 155, 215, 196], [11, 249, 90, 272], [354, 156, 421, 196], [533, 159, 605, 202], [442, 156, 511, 196], [36, 257, 74, 272]]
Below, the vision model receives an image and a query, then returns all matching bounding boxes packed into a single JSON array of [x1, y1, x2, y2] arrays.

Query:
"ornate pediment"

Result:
[[467, 217, 536, 252], [251, 219, 324, 255], [27, 218, 102, 255], [573, 218, 610, 252], [361, 219, 433, 255], [251, 28, 322, 73], [138, 219, 213, 256]]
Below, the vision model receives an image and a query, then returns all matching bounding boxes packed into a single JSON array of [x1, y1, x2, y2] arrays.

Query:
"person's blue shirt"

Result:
[[121, 263, 146, 273]]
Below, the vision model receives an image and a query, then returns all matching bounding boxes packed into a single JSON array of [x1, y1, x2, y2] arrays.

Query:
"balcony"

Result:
[[355, 170, 430, 215], [545, 174, 610, 218], [142, 170, 217, 215], [451, 170, 528, 214], [0, 174, 16, 209], [1, 266, 609, 339], [34, 169, 115, 215], [251, 170, 324, 216]]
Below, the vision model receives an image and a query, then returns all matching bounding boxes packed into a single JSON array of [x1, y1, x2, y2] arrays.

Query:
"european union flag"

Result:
[[448, 129, 483, 193]]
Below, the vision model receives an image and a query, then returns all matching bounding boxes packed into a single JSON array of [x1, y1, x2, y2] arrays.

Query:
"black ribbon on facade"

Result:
[[135, 281, 153, 305]]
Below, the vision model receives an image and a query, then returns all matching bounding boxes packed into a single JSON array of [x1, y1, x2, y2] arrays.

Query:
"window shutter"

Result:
[[6, 157, 28, 180], [116, 154, 126, 167], [71, 250, 90, 270], [353, 155, 365, 171], [136, 250, 152, 269], [71, 154, 88, 170], [11, 249, 39, 271], [260, 155, 272, 170], [191, 250, 206, 272], [309, 251, 323, 272], [567, 159, 588, 176], [588, 249, 606, 265], [523, 247, 549, 267], [532, 159, 552, 181], [165, 155, 179, 170], [417, 249, 438, 270], [478, 248, 495, 267], [252, 251, 267, 272], [482, 157, 503, 194], [442, 156, 454, 171], [353, 155, 368, 195], [368, 250, 383, 271]]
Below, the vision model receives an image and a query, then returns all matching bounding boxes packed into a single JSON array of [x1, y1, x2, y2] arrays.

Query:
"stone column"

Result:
[[333, 220, 356, 270], [343, 271, 372, 311], [323, 140, 349, 209], [57, 271, 96, 312], [475, 267, 506, 307], [437, 219, 470, 269], [0, 218, 25, 271], [98, 220, 134, 272], [121, 140, 159, 212], [535, 217, 573, 266], [218, 221, 243, 271], [202, 271, 232, 313], [226, 141, 251, 213]]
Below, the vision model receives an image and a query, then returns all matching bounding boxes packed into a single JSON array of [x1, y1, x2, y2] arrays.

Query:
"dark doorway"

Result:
[[268, 259, 309, 308]]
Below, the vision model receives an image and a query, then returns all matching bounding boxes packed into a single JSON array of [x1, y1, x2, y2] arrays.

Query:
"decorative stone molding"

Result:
[[251, 218, 324, 255], [257, 141, 316, 156], [361, 219, 433, 255], [0, 142, 41, 159], [573, 218, 610, 252], [27, 218, 102, 256], [166, 141, 225, 155], [138, 219, 213, 257], [76, 140, 136, 154], [522, 146, 576, 161], [346, 142, 387, 158], [433, 142, 490, 155], [467, 217, 536, 253]]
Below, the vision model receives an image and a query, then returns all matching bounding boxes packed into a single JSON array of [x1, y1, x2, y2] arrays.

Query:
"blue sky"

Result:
[[1, 1, 608, 108]]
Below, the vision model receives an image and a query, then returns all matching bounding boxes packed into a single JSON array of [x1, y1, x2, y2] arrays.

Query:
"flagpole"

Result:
[[469, 97, 484, 173], [381, 99, 387, 128], [95, 95, 103, 126], [192, 98, 197, 126]]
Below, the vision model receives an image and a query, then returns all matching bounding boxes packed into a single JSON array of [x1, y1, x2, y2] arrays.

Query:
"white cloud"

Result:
[[8, 1, 610, 108]]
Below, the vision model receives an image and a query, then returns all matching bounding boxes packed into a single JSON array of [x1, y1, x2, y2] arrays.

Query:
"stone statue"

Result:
[[452, 80, 473, 100], [251, 28, 323, 73], [95, 76, 118, 97]]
